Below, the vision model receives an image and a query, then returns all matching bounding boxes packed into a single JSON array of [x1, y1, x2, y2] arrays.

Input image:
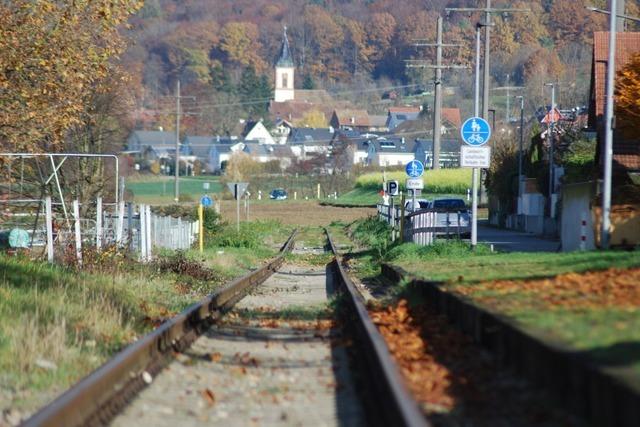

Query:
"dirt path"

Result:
[[111, 248, 366, 427]]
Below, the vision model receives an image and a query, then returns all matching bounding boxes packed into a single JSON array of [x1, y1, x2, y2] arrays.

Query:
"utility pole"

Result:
[[407, 15, 465, 170], [169, 80, 197, 202], [492, 78, 525, 124], [545, 83, 556, 218], [175, 80, 180, 202], [515, 95, 525, 214]]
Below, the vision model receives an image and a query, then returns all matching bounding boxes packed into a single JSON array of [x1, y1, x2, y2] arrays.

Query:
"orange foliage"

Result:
[[616, 53, 640, 138]]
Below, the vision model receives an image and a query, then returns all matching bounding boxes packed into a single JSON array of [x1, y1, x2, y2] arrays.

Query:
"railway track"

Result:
[[22, 229, 427, 427]]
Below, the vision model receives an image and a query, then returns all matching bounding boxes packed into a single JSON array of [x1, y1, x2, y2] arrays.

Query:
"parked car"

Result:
[[269, 188, 288, 200], [430, 198, 471, 238], [404, 198, 430, 213]]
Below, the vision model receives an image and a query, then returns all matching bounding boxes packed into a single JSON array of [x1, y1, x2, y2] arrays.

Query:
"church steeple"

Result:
[[277, 26, 294, 67], [274, 25, 295, 102]]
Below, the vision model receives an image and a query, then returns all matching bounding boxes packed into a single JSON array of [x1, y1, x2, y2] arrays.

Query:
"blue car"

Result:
[[269, 189, 288, 200]]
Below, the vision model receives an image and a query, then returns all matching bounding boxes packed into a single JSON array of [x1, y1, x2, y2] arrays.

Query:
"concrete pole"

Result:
[[432, 16, 443, 170], [602, 0, 618, 248], [471, 24, 481, 248], [482, 0, 492, 122], [174, 80, 181, 202], [517, 96, 525, 214], [547, 84, 556, 217]]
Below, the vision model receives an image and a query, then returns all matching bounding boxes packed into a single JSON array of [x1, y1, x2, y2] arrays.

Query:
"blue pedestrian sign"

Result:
[[405, 160, 424, 178], [461, 117, 491, 146], [200, 195, 213, 207]]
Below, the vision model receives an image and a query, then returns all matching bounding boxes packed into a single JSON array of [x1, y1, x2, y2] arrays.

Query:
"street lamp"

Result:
[[544, 83, 556, 218], [515, 95, 525, 214]]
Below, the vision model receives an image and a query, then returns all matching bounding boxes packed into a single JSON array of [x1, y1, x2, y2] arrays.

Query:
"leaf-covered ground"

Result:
[[445, 267, 640, 373], [370, 300, 583, 426]]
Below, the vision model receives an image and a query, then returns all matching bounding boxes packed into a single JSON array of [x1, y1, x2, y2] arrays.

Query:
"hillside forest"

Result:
[[122, 0, 640, 134], [2, 0, 640, 152]]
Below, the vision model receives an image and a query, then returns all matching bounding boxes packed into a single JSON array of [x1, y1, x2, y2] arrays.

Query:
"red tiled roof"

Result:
[[592, 32, 640, 118], [442, 108, 461, 128], [388, 106, 421, 114], [332, 109, 370, 127]]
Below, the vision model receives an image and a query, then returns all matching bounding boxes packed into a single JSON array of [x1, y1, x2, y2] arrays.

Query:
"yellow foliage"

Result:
[[0, 0, 143, 151], [295, 110, 328, 128], [616, 53, 640, 139]]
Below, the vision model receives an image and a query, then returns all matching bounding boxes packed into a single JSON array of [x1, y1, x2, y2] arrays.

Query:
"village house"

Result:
[[589, 31, 640, 174]]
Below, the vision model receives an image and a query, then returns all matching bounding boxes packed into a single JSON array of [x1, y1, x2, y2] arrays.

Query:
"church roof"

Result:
[[277, 27, 294, 68]]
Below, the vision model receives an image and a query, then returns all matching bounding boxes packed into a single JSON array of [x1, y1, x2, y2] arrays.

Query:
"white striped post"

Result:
[[45, 196, 54, 263], [580, 212, 587, 251], [139, 204, 146, 261], [96, 196, 103, 251], [72, 200, 82, 266], [145, 205, 152, 260], [115, 200, 125, 247]]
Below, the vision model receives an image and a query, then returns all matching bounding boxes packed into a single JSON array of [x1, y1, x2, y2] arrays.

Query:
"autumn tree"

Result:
[[219, 21, 266, 73], [159, 22, 219, 85], [615, 53, 640, 139], [303, 5, 346, 81], [0, 0, 143, 152], [295, 110, 327, 128]]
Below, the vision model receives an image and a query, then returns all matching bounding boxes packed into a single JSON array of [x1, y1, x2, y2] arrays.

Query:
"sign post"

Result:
[[405, 160, 424, 213], [198, 204, 204, 253], [227, 182, 248, 232], [460, 116, 491, 247]]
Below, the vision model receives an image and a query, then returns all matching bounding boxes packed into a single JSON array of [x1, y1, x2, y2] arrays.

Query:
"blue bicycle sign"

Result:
[[405, 160, 424, 178], [461, 117, 491, 146]]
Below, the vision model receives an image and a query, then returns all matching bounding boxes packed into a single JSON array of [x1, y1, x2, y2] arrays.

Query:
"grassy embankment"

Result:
[[326, 168, 472, 207], [346, 216, 640, 374], [0, 218, 292, 416]]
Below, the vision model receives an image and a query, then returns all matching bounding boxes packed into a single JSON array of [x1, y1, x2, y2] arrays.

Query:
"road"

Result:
[[477, 221, 560, 252]]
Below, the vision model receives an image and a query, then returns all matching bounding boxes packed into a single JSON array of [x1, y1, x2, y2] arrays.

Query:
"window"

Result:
[[282, 73, 288, 89]]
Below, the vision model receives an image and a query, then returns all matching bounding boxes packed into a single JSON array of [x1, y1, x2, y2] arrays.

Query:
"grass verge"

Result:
[[344, 216, 640, 376], [0, 253, 223, 414]]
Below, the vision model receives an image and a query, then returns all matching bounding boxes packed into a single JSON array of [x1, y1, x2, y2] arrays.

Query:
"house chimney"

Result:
[[350, 116, 355, 124], [401, 137, 405, 144]]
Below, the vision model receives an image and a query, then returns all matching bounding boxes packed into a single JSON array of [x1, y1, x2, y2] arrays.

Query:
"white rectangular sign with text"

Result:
[[461, 145, 491, 168]]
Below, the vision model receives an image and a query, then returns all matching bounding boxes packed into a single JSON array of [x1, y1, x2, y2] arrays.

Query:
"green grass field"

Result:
[[356, 168, 472, 194], [126, 176, 222, 204]]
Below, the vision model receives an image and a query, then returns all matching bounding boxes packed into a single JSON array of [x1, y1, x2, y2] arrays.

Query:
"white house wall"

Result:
[[375, 153, 415, 166], [245, 122, 276, 145]]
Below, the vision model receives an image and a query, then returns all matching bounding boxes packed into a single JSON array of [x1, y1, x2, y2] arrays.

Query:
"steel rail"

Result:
[[325, 229, 429, 427], [22, 230, 297, 427]]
